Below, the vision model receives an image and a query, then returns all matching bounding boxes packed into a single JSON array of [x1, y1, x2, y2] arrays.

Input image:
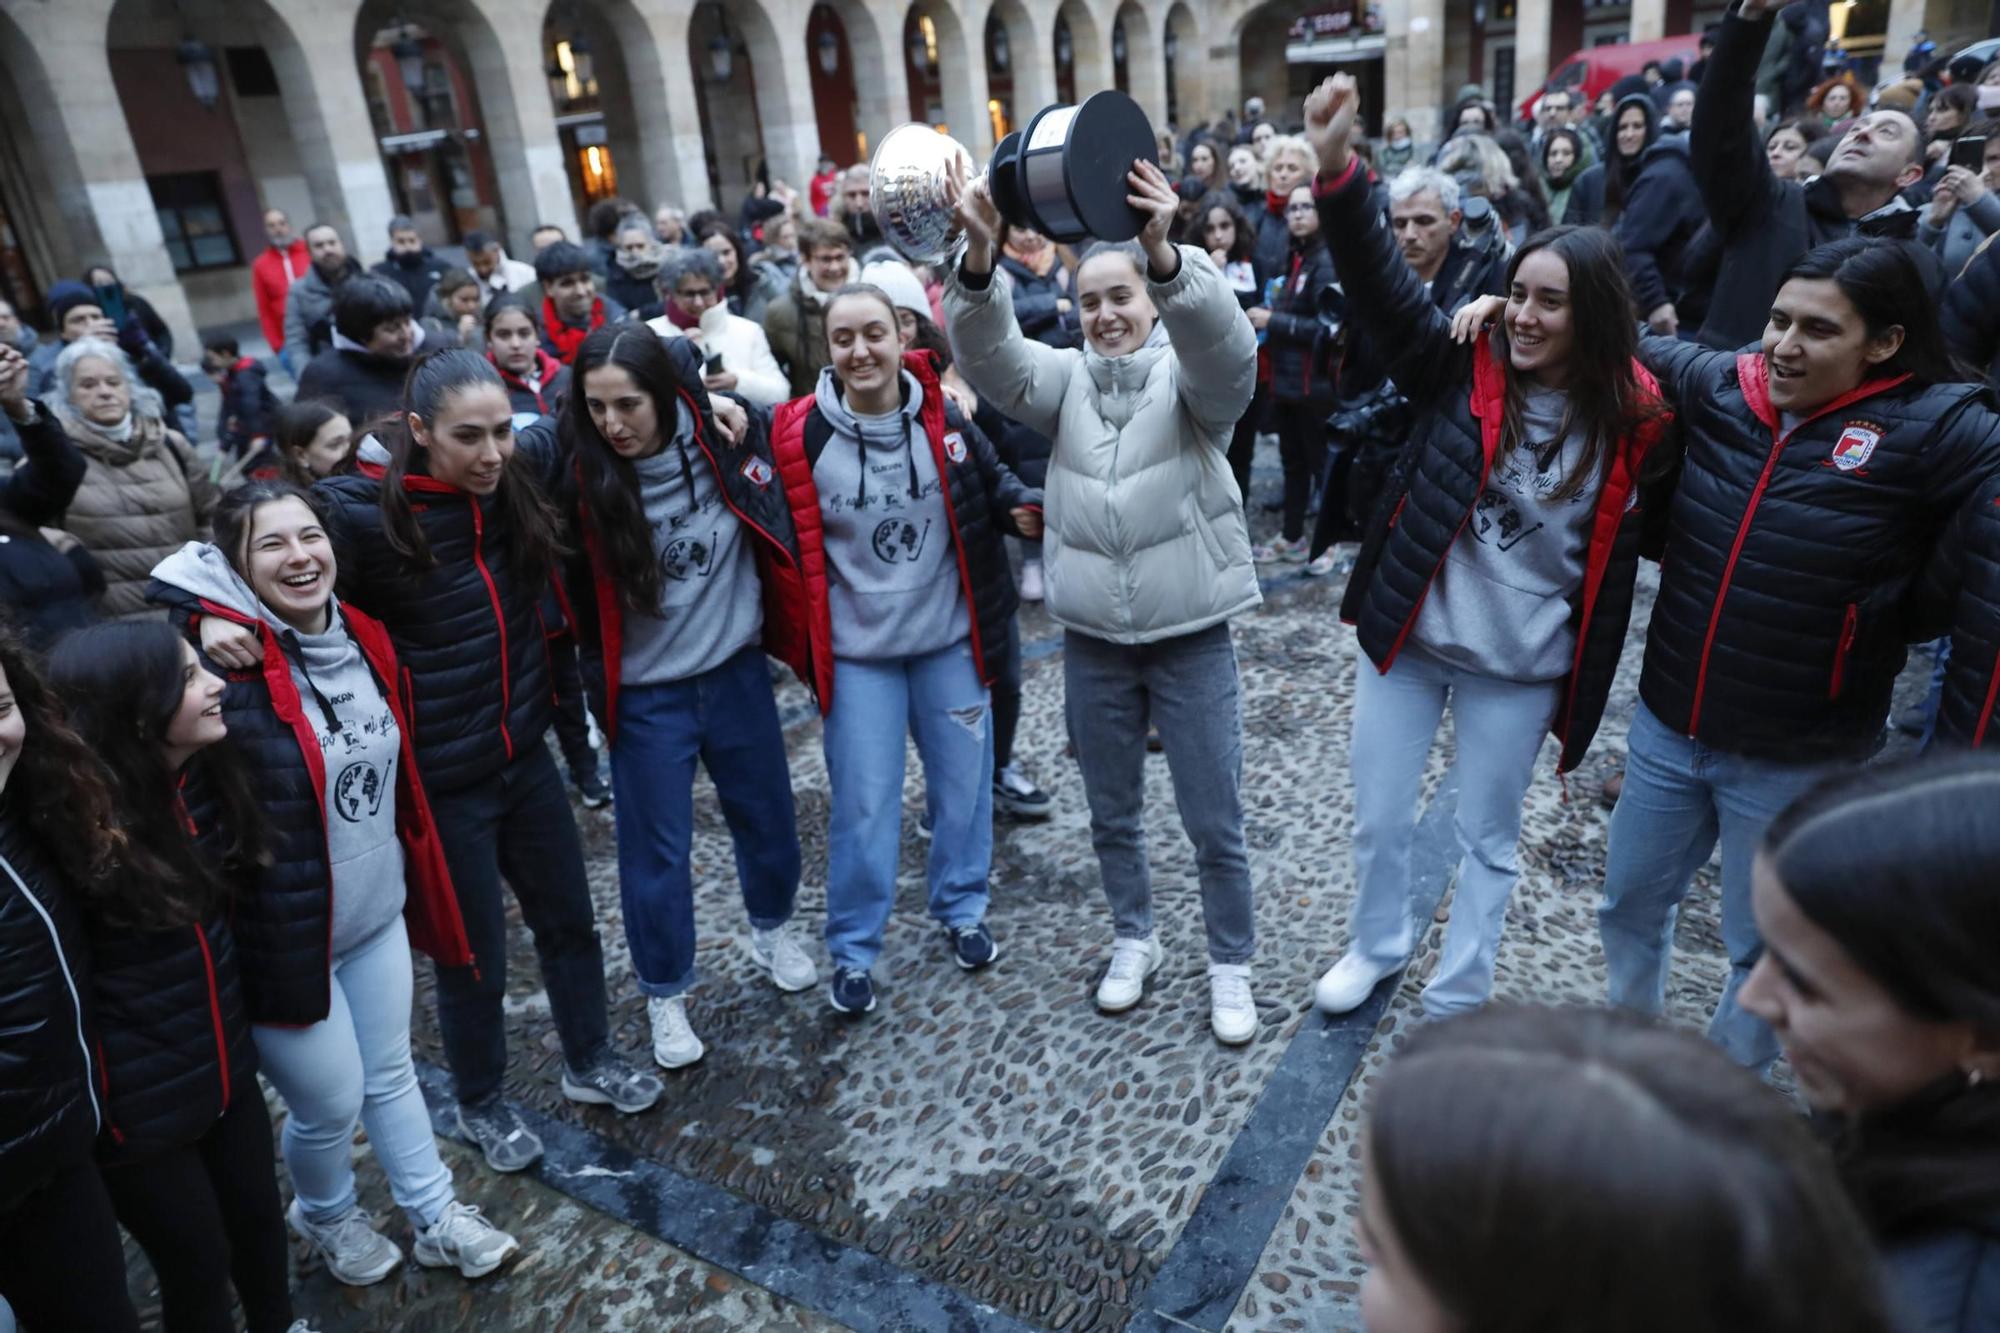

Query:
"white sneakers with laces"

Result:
[[287, 1198, 402, 1286], [1208, 963, 1258, 1045], [1095, 935, 1165, 1013], [412, 1200, 520, 1279], [1313, 950, 1403, 1016], [647, 994, 705, 1069], [751, 924, 819, 992]]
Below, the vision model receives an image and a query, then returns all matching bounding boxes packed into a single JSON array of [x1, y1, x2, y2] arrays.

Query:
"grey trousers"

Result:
[[1063, 622, 1256, 965]]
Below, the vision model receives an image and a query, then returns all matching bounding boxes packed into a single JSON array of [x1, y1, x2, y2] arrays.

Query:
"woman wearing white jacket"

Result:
[[943, 159, 1264, 1044], [645, 247, 790, 408]]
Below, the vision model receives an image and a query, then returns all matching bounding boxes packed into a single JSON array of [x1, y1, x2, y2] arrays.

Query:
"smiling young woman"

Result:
[[1301, 72, 1672, 1023]]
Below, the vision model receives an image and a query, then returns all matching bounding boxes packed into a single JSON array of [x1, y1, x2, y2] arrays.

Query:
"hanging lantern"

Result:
[[392, 32, 426, 97], [990, 16, 1010, 71], [1113, 21, 1127, 65], [708, 32, 733, 82], [178, 37, 220, 110], [1055, 23, 1073, 67], [1164, 27, 1178, 63], [817, 28, 841, 75], [908, 25, 931, 73]]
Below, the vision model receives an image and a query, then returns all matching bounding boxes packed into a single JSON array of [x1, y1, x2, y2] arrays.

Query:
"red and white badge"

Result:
[[1827, 423, 1881, 473], [943, 431, 967, 463], [739, 456, 774, 487]]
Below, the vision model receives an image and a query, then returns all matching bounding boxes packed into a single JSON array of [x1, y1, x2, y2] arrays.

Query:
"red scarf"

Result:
[[663, 298, 701, 331], [1265, 189, 1289, 218], [542, 295, 604, 366]]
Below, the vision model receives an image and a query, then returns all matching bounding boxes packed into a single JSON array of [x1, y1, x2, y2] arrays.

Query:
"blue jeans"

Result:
[[1063, 623, 1256, 965], [253, 916, 455, 1229], [610, 647, 802, 998], [822, 640, 992, 974], [1598, 702, 1838, 1069], [1348, 649, 1560, 1016]]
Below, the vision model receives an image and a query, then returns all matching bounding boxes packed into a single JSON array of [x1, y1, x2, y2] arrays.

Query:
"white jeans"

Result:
[[253, 915, 455, 1228], [1347, 649, 1560, 1016]]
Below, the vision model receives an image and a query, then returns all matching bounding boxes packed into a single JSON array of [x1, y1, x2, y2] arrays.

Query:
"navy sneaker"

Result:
[[573, 766, 612, 809], [829, 967, 876, 1015], [945, 921, 1000, 971]]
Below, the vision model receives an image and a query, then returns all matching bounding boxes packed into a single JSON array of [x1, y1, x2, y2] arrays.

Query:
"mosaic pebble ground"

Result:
[[119, 450, 1922, 1332]]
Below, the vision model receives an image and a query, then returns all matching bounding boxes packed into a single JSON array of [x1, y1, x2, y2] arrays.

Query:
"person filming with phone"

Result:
[[646, 248, 791, 408], [1920, 123, 2000, 276]]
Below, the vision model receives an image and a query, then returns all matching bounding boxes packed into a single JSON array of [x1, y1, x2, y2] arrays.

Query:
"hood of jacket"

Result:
[[1612, 92, 1660, 165], [58, 407, 169, 467], [1082, 319, 1171, 403], [151, 540, 334, 645]]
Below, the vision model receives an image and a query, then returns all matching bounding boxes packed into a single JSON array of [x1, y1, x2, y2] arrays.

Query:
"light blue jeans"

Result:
[[822, 639, 993, 974], [1598, 702, 1839, 1070], [1348, 649, 1561, 1017], [253, 915, 455, 1229]]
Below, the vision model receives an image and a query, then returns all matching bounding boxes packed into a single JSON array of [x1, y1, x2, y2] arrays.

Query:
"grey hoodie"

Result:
[[810, 367, 967, 661], [151, 541, 407, 957], [618, 398, 763, 685]]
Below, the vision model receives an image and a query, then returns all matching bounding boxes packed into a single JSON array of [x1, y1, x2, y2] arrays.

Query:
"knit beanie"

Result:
[[45, 280, 96, 328], [859, 260, 931, 321]]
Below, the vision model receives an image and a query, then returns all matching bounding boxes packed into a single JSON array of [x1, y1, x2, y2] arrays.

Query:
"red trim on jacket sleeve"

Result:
[[1313, 156, 1364, 197]]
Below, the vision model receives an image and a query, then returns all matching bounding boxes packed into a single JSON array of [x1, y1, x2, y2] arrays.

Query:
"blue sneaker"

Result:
[[828, 967, 876, 1015], [945, 921, 1000, 971]]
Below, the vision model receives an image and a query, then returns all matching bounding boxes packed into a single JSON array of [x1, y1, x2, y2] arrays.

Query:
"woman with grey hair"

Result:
[[52, 337, 215, 618], [647, 246, 790, 407]]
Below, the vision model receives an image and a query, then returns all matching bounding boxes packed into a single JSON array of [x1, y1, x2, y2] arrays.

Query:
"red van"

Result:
[[1519, 34, 1704, 122]]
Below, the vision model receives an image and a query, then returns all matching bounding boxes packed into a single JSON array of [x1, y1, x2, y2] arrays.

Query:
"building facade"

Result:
[[0, 0, 1982, 352]]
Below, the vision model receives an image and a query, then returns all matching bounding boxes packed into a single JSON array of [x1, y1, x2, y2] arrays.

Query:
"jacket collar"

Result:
[[1735, 352, 1913, 435], [1084, 321, 1170, 396]]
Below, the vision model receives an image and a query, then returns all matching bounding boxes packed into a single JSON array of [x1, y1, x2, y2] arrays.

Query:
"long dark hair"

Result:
[[1763, 752, 2000, 1237], [1600, 93, 1658, 224], [482, 293, 541, 342], [1490, 225, 1669, 503], [1779, 238, 1962, 387], [1540, 128, 1585, 187], [696, 222, 751, 301], [1197, 192, 1255, 264], [378, 348, 563, 586], [45, 621, 264, 932], [1370, 1006, 1896, 1333], [0, 622, 124, 895], [274, 398, 350, 486], [561, 324, 706, 614]]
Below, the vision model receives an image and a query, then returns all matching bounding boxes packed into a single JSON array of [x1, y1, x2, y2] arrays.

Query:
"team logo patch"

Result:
[[1827, 423, 1882, 474], [739, 456, 774, 487], [943, 431, 967, 464]]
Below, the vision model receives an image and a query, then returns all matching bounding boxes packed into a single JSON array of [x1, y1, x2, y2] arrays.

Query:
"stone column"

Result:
[[1004, 3, 1059, 123], [0, 0, 199, 349], [1629, 0, 1668, 44], [619, 0, 711, 211], [262, 0, 398, 263], [742, 0, 831, 191], [1514, 0, 1553, 104], [1117, 4, 1169, 131], [1382, 0, 1447, 144], [461, 0, 579, 249], [1882, 0, 1929, 79]]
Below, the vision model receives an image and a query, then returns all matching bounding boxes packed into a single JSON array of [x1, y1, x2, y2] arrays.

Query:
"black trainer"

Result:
[[574, 766, 612, 809], [945, 922, 1000, 970], [829, 967, 876, 1014]]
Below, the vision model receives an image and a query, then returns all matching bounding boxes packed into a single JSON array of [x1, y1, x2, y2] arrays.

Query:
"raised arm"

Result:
[[1691, 7, 1788, 240], [1636, 333, 1734, 411], [1303, 74, 1467, 410], [940, 162, 1077, 438], [0, 349, 84, 527]]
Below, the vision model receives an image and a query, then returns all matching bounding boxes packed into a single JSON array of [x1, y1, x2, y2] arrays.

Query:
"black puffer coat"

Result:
[[995, 254, 1078, 349], [317, 423, 566, 794], [1251, 191, 1293, 286], [1317, 158, 1673, 773], [90, 767, 256, 1164], [1922, 482, 2000, 747], [769, 351, 1038, 712], [1636, 338, 2000, 761], [1613, 133, 1705, 316], [1265, 235, 1336, 408], [1941, 234, 2000, 384], [0, 401, 101, 649], [0, 807, 100, 1209], [296, 344, 416, 425]]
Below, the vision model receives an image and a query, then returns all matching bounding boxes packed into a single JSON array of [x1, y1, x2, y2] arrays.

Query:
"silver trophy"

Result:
[[869, 90, 1160, 265]]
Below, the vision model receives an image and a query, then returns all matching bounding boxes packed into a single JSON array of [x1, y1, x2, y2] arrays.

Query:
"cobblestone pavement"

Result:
[[120, 458, 1922, 1332]]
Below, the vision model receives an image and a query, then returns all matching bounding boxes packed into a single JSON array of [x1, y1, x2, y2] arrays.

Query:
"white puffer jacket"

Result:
[[944, 245, 1260, 644], [645, 303, 791, 408]]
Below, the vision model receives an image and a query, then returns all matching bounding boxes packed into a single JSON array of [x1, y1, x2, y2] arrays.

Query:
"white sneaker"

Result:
[[1019, 558, 1045, 602], [751, 924, 819, 993], [647, 994, 705, 1069], [1095, 936, 1164, 1013], [287, 1198, 403, 1286], [1313, 951, 1403, 1016], [1209, 963, 1258, 1045], [412, 1200, 520, 1279]]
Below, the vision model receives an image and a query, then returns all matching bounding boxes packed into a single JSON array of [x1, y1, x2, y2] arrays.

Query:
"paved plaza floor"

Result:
[[120, 447, 1909, 1332]]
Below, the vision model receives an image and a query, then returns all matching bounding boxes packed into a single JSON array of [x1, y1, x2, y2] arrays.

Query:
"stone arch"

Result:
[[541, 0, 681, 224], [904, 0, 991, 154], [1053, 0, 1109, 105], [1163, 1, 1209, 129], [0, 3, 105, 310], [687, 0, 772, 210], [812, 0, 897, 163], [982, 0, 1052, 135]]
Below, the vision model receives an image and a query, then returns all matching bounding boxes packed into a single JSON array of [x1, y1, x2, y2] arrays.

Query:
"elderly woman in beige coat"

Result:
[[52, 337, 215, 618], [942, 158, 1263, 1045]]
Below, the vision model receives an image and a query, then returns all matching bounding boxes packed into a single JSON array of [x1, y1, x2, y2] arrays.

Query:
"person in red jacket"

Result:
[[251, 208, 308, 372]]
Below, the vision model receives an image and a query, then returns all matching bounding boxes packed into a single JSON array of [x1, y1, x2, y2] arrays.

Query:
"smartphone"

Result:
[[1952, 134, 1988, 171], [703, 352, 724, 374]]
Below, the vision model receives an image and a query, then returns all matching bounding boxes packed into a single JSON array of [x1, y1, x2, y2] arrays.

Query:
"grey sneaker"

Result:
[[560, 1053, 663, 1114], [454, 1099, 544, 1173], [413, 1200, 520, 1279], [287, 1198, 402, 1286], [750, 924, 819, 992]]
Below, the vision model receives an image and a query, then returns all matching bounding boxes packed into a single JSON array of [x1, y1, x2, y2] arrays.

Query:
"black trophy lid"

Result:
[[1056, 91, 1159, 243]]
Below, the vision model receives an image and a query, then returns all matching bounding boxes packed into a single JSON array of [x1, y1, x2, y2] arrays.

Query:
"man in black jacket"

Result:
[[1689, 0, 1936, 350], [294, 276, 424, 423], [368, 214, 445, 310]]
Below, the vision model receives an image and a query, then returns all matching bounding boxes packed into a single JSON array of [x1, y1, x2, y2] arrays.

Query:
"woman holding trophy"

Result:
[[941, 154, 1264, 1046]]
